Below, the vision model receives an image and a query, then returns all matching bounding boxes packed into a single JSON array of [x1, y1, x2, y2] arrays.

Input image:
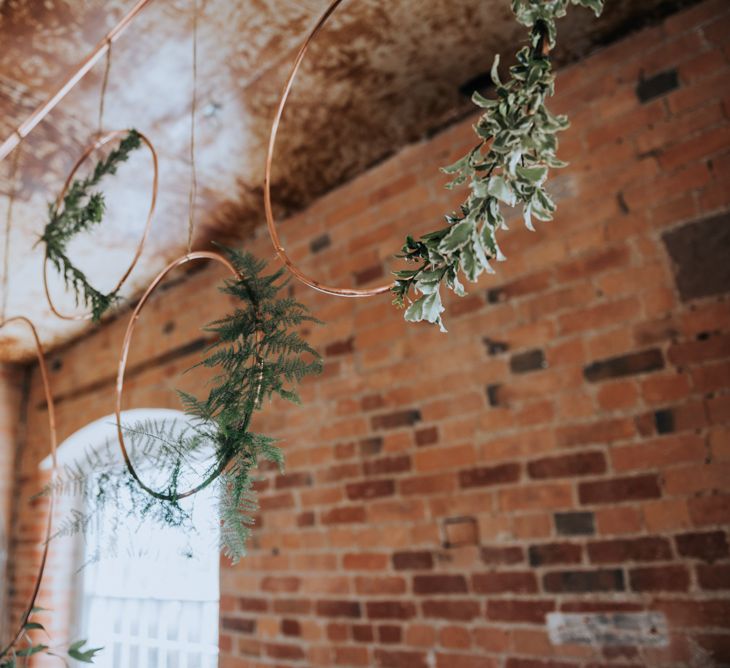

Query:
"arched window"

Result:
[[48, 409, 219, 668]]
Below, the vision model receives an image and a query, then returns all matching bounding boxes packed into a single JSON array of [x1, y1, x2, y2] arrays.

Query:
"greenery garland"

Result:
[[392, 0, 604, 330], [40, 130, 142, 322], [44, 248, 322, 563], [0, 611, 101, 667]]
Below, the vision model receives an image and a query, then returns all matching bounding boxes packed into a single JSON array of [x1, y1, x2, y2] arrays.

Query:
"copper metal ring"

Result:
[[43, 129, 159, 321], [114, 252, 244, 501], [0, 317, 57, 656], [264, 0, 394, 298]]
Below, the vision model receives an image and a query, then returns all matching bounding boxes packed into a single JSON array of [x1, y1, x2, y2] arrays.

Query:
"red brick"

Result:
[[675, 531, 729, 563], [528, 542, 582, 567], [316, 600, 361, 618], [697, 564, 730, 590], [367, 601, 417, 620], [422, 599, 480, 621], [459, 463, 521, 488], [374, 649, 428, 668], [486, 599, 555, 624], [587, 537, 672, 563], [629, 565, 690, 592], [480, 545, 525, 565], [579, 474, 662, 505], [393, 551, 433, 570], [413, 574, 468, 595], [472, 571, 538, 594], [527, 451, 606, 479], [346, 479, 396, 500]]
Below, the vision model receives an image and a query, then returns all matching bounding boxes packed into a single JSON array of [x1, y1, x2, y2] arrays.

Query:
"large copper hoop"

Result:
[[115, 251, 246, 502], [0, 317, 57, 656], [264, 0, 394, 298], [43, 129, 159, 321]]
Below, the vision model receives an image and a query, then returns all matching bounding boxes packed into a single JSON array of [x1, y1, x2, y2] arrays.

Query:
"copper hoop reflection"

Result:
[[43, 129, 159, 321], [264, 0, 394, 298], [0, 317, 57, 656], [114, 252, 246, 501]]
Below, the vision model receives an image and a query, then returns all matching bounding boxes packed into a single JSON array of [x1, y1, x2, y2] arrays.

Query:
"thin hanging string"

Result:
[[1, 143, 22, 324], [187, 0, 199, 253], [97, 41, 113, 134]]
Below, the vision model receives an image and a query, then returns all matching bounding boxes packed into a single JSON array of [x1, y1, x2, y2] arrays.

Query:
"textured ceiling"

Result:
[[0, 0, 693, 361]]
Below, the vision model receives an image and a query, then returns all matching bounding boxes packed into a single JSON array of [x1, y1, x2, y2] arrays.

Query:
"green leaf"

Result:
[[438, 220, 473, 253], [68, 639, 103, 664], [487, 176, 516, 207], [16, 645, 49, 657], [22, 622, 45, 631], [516, 165, 547, 183], [490, 54, 502, 87]]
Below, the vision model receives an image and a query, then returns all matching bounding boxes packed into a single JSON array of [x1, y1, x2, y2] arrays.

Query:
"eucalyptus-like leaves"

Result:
[[392, 0, 604, 330]]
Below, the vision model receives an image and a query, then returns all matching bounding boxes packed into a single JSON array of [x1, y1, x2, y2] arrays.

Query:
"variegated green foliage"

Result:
[[392, 0, 604, 330]]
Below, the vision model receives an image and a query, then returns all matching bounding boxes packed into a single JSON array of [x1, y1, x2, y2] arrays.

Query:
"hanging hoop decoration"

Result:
[[264, 0, 394, 298], [41, 128, 159, 323], [114, 252, 241, 501], [0, 317, 57, 657]]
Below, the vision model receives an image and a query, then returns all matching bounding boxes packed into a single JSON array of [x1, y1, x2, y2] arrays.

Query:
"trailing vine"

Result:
[[392, 0, 604, 330], [40, 130, 142, 322], [0, 611, 101, 667], [43, 249, 322, 563]]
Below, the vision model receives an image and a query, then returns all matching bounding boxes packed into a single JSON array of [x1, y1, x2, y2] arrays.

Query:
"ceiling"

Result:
[[0, 0, 694, 361]]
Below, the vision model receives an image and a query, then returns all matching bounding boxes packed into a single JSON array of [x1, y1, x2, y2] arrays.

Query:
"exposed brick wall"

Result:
[[6, 0, 730, 665], [0, 363, 24, 631]]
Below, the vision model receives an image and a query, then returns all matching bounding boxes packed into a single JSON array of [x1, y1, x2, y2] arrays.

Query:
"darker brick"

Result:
[[366, 600, 417, 619], [579, 474, 661, 505], [528, 451, 606, 479], [353, 624, 374, 642], [325, 337, 355, 357], [361, 394, 384, 411], [346, 479, 395, 500], [636, 68, 679, 103], [555, 512, 595, 536], [473, 571, 538, 594], [481, 545, 525, 565], [654, 409, 675, 434], [364, 455, 411, 476], [281, 619, 300, 636], [483, 337, 509, 356], [310, 233, 331, 253], [584, 349, 664, 382], [354, 264, 384, 285], [630, 565, 690, 592], [662, 212, 730, 301], [697, 564, 730, 590], [413, 575, 468, 595], [588, 537, 672, 563], [675, 531, 729, 563], [486, 599, 555, 623], [422, 599, 480, 621], [415, 426, 438, 447], [374, 649, 428, 668], [275, 471, 313, 489], [459, 463, 520, 488], [321, 505, 366, 524], [393, 551, 433, 570], [222, 617, 256, 633], [297, 510, 315, 527], [316, 600, 361, 618], [510, 348, 547, 374], [360, 437, 384, 456], [372, 409, 422, 430], [378, 625, 402, 644], [486, 384, 502, 407], [529, 542, 582, 567], [543, 569, 625, 593]]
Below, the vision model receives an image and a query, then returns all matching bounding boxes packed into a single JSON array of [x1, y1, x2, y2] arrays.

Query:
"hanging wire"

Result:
[[187, 0, 199, 253], [1, 142, 22, 323], [97, 41, 113, 135]]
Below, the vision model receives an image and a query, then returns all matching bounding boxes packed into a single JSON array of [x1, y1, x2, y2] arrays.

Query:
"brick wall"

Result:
[[6, 0, 730, 665], [0, 363, 24, 631]]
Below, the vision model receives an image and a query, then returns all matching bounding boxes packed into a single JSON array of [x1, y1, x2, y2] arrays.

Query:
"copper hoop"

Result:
[[115, 252, 245, 501], [264, 0, 394, 298], [43, 129, 159, 321], [0, 317, 57, 656]]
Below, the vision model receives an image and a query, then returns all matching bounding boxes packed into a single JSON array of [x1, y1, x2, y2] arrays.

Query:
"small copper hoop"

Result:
[[43, 129, 159, 321], [115, 251, 243, 501], [0, 317, 57, 656], [264, 0, 394, 298]]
